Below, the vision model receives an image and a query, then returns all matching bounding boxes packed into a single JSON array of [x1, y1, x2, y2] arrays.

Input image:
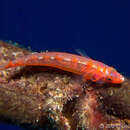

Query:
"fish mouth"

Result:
[[113, 75, 125, 84], [120, 76, 125, 82]]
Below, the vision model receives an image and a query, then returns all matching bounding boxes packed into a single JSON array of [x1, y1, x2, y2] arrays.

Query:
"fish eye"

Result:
[[107, 77, 112, 81]]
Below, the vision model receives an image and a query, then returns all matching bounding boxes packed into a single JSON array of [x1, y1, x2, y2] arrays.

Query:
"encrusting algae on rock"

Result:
[[0, 40, 129, 130]]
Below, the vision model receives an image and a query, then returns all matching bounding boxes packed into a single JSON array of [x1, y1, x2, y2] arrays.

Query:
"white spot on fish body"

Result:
[[105, 69, 109, 75], [24, 58, 28, 62], [31, 52, 37, 55], [64, 58, 71, 62], [92, 64, 97, 69], [100, 68, 104, 72], [78, 61, 87, 65], [38, 56, 44, 60], [50, 56, 55, 60]]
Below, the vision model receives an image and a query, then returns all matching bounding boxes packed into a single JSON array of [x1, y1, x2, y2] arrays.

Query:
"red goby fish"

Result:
[[0, 52, 124, 84]]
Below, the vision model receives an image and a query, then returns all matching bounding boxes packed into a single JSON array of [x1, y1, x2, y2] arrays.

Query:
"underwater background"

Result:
[[0, 0, 129, 130]]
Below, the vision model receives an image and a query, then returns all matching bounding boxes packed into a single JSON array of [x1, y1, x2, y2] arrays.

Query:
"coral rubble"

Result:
[[0, 41, 129, 130]]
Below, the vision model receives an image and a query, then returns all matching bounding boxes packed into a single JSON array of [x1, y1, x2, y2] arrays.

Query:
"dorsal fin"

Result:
[[75, 49, 90, 58]]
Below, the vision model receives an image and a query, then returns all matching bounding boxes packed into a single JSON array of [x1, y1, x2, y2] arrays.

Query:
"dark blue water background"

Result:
[[0, 0, 129, 129]]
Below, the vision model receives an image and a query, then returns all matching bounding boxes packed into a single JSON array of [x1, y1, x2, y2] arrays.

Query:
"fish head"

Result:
[[105, 67, 124, 84]]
